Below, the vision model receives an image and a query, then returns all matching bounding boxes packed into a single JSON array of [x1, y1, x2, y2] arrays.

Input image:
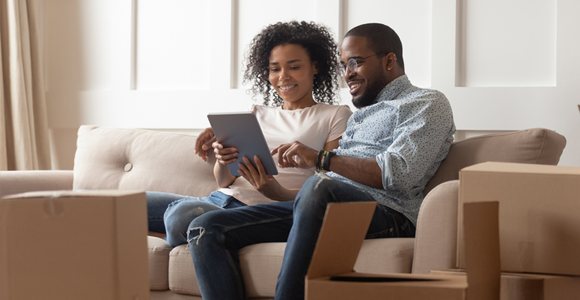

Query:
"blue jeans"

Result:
[[189, 174, 416, 300], [146, 191, 246, 246]]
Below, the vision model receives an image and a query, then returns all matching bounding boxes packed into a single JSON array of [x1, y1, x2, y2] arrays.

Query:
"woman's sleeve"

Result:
[[326, 105, 353, 142]]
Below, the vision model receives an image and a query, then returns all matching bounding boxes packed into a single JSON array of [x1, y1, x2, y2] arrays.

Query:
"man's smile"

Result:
[[348, 81, 363, 94]]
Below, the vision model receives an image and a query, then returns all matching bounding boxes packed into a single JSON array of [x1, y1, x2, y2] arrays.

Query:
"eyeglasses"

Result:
[[340, 53, 386, 77]]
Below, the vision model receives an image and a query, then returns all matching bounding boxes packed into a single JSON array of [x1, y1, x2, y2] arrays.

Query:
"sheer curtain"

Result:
[[0, 0, 51, 170]]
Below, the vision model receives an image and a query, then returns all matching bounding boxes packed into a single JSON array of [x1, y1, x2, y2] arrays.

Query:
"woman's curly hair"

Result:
[[242, 21, 339, 106]]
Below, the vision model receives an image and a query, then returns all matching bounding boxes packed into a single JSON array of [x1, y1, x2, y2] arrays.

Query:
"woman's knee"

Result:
[[187, 207, 225, 231], [165, 201, 214, 233], [146, 192, 185, 221]]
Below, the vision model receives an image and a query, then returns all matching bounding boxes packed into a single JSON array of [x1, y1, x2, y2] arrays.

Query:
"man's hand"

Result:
[[195, 127, 216, 162], [271, 141, 318, 169]]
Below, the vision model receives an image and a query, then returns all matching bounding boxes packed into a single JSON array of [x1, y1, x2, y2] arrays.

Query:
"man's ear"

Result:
[[384, 53, 397, 71]]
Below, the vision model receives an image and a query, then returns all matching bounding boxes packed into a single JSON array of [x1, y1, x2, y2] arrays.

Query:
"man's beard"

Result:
[[351, 71, 389, 109]]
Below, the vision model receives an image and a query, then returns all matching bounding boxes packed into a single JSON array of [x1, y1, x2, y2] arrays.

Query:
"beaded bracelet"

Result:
[[316, 150, 325, 172]]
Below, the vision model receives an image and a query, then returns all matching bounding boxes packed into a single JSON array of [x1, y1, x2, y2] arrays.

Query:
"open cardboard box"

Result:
[[305, 201, 500, 300], [458, 162, 580, 276], [0, 190, 150, 300], [430, 269, 580, 300]]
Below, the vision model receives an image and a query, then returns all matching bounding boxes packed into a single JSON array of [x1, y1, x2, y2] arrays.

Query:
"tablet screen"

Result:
[[207, 112, 278, 176]]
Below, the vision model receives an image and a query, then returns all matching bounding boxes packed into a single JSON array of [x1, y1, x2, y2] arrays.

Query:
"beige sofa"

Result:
[[0, 125, 566, 300]]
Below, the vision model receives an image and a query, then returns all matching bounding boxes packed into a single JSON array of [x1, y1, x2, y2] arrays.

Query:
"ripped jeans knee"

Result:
[[163, 199, 223, 247], [313, 172, 332, 190], [293, 173, 337, 215], [186, 226, 206, 245]]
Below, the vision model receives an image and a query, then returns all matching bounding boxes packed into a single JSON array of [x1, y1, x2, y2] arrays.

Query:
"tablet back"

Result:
[[207, 112, 278, 176]]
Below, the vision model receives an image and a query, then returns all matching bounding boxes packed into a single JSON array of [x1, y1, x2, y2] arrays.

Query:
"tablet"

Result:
[[207, 112, 278, 176]]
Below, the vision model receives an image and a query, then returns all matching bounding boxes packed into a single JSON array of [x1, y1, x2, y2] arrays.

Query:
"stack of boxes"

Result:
[[440, 162, 580, 299]]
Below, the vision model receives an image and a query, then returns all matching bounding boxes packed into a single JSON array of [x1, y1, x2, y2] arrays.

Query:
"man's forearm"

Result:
[[326, 155, 383, 189]]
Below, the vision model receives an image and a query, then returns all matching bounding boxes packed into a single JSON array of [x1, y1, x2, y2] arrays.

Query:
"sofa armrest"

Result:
[[0, 170, 74, 198], [411, 180, 459, 274]]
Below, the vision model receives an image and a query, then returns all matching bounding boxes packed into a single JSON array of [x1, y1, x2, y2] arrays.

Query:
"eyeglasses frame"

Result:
[[340, 52, 388, 77]]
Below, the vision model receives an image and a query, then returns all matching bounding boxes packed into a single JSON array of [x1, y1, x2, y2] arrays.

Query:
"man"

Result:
[[190, 23, 456, 300]]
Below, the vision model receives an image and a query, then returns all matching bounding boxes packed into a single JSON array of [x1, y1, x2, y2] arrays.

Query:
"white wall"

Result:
[[43, 0, 580, 169]]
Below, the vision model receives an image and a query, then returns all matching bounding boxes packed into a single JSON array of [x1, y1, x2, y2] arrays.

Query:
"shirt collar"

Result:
[[375, 75, 411, 102]]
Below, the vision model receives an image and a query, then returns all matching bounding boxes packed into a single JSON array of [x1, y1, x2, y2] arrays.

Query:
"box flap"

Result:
[[307, 273, 467, 300], [464, 201, 500, 300], [306, 202, 376, 279], [306, 202, 500, 300]]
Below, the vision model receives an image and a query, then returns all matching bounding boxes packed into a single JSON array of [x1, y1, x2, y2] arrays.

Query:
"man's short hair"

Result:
[[345, 23, 405, 71]]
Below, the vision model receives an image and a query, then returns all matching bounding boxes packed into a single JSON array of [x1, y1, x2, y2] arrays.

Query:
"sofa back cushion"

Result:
[[73, 125, 218, 197], [424, 128, 566, 195]]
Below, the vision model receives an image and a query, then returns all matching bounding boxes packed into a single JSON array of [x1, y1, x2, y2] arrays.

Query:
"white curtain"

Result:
[[0, 0, 51, 170]]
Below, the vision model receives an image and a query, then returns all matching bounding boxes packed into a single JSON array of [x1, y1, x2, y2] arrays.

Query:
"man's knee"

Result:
[[294, 174, 337, 212], [303, 173, 341, 196], [301, 173, 333, 193]]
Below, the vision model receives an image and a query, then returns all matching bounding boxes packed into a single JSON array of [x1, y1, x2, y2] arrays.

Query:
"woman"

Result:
[[147, 21, 352, 247]]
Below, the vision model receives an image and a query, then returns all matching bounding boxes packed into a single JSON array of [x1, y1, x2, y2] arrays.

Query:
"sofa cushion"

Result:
[[148, 236, 173, 290], [239, 242, 287, 298], [167, 239, 414, 298], [73, 125, 218, 197], [168, 245, 201, 296], [424, 128, 566, 195]]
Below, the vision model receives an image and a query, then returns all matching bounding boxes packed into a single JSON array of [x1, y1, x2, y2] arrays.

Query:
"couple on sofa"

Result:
[[147, 21, 456, 300]]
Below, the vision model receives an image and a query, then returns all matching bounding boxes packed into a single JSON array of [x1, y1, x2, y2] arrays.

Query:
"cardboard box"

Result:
[[0, 190, 150, 300], [305, 202, 500, 300], [458, 162, 580, 276], [430, 269, 580, 300]]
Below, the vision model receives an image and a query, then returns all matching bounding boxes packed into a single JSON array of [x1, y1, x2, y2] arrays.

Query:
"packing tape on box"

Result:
[[44, 192, 66, 217]]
